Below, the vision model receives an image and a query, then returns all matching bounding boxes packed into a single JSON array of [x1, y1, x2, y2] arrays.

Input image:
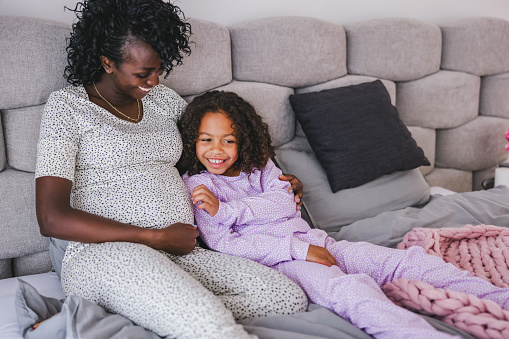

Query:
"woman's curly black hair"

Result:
[[177, 91, 275, 176], [64, 0, 191, 85]]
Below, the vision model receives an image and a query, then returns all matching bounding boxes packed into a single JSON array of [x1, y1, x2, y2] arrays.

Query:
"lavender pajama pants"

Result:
[[273, 236, 509, 339]]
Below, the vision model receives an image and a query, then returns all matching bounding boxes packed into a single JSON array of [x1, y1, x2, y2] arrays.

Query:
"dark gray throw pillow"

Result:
[[289, 80, 430, 192]]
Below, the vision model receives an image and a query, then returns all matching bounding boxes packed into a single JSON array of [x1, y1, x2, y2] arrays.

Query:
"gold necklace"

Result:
[[93, 82, 141, 122]]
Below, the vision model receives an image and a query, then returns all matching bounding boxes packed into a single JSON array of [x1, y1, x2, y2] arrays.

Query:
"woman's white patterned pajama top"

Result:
[[35, 85, 308, 339]]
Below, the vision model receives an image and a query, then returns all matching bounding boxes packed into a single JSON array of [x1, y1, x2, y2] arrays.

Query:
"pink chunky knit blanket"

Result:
[[383, 278, 509, 339], [384, 224, 509, 338], [397, 224, 509, 288]]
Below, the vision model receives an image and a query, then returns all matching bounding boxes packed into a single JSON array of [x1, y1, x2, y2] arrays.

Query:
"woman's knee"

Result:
[[225, 270, 308, 319], [223, 260, 308, 317], [261, 268, 309, 314], [173, 249, 308, 315]]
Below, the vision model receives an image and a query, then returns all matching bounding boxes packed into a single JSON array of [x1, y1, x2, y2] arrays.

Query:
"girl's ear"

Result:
[[100, 55, 114, 74]]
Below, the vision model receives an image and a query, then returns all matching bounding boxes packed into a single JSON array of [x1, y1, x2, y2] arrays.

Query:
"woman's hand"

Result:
[[151, 223, 199, 255], [191, 184, 220, 217], [306, 245, 336, 267], [279, 174, 304, 210]]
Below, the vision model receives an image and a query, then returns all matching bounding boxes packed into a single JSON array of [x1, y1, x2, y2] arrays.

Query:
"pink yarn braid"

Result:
[[383, 278, 509, 339], [397, 224, 509, 288]]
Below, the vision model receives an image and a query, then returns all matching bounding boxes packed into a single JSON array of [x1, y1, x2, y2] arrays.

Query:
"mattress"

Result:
[[0, 272, 64, 339]]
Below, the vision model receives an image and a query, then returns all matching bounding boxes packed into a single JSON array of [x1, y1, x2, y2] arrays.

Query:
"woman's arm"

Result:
[[36, 176, 198, 255]]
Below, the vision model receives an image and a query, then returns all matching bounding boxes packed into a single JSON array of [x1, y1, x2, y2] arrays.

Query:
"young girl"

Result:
[[179, 91, 509, 339]]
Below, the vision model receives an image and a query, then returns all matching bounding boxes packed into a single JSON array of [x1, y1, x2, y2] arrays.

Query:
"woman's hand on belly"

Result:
[[148, 223, 199, 255]]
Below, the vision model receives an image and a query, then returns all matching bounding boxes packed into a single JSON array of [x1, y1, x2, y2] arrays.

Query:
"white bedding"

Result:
[[0, 272, 64, 339], [429, 186, 457, 196]]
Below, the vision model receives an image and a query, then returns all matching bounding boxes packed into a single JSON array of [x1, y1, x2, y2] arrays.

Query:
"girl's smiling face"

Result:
[[196, 111, 240, 177]]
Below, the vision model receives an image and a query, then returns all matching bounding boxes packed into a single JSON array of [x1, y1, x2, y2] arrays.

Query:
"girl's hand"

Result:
[[192, 184, 220, 217], [306, 245, 336, 267], [279, 174, 304, 210], [151, 223, 199, 255]]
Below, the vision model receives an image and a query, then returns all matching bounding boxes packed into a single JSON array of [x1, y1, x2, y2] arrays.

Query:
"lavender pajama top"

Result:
[[183, 158, 509, 339], [183, 159, 324, 266]]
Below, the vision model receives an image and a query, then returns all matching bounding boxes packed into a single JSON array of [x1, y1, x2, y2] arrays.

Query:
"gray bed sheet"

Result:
[[16, 278, 474, 339], [16, 186, 509, 339], [332, 186, 509, 248]]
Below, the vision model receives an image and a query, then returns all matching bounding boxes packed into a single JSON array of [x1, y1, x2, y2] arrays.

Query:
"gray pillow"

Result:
[[288, 80, 430, 192], [275, 149, 430, 232]]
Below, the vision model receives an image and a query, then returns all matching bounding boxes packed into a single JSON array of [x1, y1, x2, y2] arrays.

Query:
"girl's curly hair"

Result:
[[177, 91, 275, 176], [64, 0, 191, 85]]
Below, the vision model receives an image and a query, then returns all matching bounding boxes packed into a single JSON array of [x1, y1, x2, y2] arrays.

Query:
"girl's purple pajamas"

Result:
[[183, 159, 509, 339]]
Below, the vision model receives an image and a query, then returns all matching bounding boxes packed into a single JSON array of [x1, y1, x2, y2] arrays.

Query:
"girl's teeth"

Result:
[[139, 87, 151, 92], [209, 159, 224, 164]]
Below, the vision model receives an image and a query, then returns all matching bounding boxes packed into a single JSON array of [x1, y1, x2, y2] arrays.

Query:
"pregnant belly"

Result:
[[71, 165, 194, 228]]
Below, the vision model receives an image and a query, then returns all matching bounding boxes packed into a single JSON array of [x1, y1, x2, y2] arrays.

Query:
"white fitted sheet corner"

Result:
[[0, 272, 64, 339], [429, 186, 457, 196]]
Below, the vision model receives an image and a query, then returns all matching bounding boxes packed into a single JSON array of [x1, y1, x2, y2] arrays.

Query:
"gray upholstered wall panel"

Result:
[[435, 116, 509, 171], [3, 104, 44, 173], [425, 167, 472, 193], [230, 16, 347, 88], [480, 72, 509, 118], [0, 169, 48, 260], [161, 18, 232, 97], [0, 16, 69, 110], [396, 70, 480, 129], [215, 81, 295, 148], [12, 251, 52, 277], [407, 126, 435, 176], [345, 18, 441, 81], [0, 113, 5, 172], [0, 259, 12, 279], [473, 165, 498, 191], [441, 17, 509, 76]]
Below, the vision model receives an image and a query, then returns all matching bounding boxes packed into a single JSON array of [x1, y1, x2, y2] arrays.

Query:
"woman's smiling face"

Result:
[[195, 111, 240, 177], [105, 38, 164, 100]]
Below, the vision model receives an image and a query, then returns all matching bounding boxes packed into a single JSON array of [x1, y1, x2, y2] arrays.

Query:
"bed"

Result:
[[3, 186, 509, 338]]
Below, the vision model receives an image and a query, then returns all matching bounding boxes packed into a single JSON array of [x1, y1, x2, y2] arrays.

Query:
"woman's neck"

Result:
[[85, 77, 142, 122]]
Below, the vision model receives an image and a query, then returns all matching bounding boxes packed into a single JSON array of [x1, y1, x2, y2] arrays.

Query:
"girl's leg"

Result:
[[274, 260, 456, 339], [61, 242, 253, 339], [328, 239, 509, 310], [167, 246, 308, 319]]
